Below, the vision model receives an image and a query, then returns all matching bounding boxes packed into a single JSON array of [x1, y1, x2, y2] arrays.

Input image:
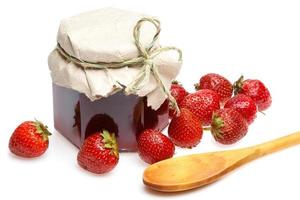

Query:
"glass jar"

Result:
[[49, 8, 181, 151], [52, 84, 169, 151]]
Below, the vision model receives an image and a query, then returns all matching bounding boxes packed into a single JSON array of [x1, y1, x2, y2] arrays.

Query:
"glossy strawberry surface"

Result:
[[180, 89, 221, 125], [168, 108, 203, 148], [137, 129, 175, 164]]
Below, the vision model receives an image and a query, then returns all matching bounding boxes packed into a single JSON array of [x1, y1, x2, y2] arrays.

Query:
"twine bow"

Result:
[[56, 17, 182, 114]]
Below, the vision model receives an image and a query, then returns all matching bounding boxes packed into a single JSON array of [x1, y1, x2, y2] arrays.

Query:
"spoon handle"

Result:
[[251, 131, 300, 158]]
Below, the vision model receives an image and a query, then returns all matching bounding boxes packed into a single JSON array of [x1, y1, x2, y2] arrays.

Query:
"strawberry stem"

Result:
[[171, 80, 181, 85], [233, 75, 244, 95], [101, 130, 119, 158], [194, 83, 200, 90], [34, 119, 51, 141], [211, 114, 225, 139], [203, 126, 211, 131]]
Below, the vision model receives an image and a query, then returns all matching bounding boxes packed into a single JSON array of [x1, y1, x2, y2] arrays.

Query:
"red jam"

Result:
[[52, 84, 169, 151]]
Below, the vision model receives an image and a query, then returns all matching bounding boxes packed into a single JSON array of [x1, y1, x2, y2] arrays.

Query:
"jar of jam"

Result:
[[48, 8, 182, 151]]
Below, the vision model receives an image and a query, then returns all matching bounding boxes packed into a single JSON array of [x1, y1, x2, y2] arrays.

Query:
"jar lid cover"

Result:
[[48, 8, 182, 110], [57, 8, 158, 63]]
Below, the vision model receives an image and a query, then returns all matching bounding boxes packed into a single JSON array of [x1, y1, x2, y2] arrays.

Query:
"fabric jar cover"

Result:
[[48, 7, 182, 110]]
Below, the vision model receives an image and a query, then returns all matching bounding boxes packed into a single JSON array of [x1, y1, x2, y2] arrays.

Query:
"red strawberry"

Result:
[[137, 129, 175, 164], [224, 94, 257, 124], [169, 81, 189, 118], [195, 73, 233, 103], [180, 89, 221, 125], [234, 76, 272, 111], [9, 120, 51, 158], [77, 130, 119, 174], [211, 108, 248, 145], [168, 108, 203, 148]]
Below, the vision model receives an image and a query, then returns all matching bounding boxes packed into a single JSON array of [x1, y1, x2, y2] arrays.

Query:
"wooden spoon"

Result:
[[143, 131, 300, 192]]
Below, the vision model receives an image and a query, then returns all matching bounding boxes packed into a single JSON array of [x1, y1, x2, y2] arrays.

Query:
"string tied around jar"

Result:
[[56, 17, 182, 115]]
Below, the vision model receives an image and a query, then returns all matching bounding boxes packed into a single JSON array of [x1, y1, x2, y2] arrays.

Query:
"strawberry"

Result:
[[169, 81, 189, 118], [168, 108, 203, 148], [77, 130, 119, 174], [137, 129, 175, 164], [211, 108, 248, 145], [195, 73, 233, 103], [180, 89, 221, 125], [224, 94, 257, 124], [9, 120, 51, 158], [233, 76, 272, 111]]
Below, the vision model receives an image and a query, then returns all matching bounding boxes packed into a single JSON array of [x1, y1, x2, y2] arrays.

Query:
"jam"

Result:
[[52, 84, 169, 151]]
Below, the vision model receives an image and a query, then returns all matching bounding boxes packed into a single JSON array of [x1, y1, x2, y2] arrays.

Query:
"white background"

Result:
[[1, 0, 300, 199]]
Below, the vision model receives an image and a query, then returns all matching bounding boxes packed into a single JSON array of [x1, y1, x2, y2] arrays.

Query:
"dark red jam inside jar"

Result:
[[52, 84, 169, 151]]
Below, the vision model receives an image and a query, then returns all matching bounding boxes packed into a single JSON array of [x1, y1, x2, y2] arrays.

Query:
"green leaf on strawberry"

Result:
[[34, 119, 52, 141], [101, 130, 118, 158]]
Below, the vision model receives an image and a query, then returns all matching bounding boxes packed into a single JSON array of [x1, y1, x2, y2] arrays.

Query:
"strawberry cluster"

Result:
[[137, 73, 272, 164], [7, 73, 272, 174]]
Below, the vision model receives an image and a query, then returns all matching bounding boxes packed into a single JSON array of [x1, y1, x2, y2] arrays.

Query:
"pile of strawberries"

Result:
[[137, 73, 272, 164], [8, 73, 271, 175]]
